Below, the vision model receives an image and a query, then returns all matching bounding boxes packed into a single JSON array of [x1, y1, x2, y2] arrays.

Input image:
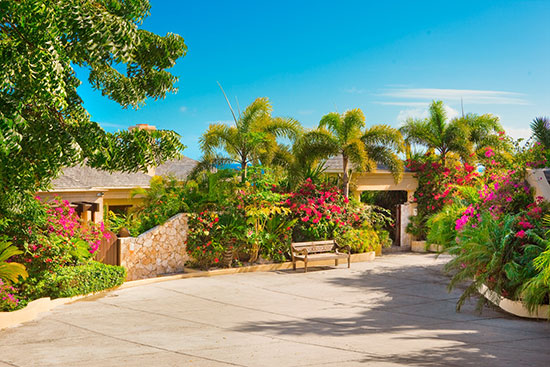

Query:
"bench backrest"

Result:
[[291, 240, 335, 254]]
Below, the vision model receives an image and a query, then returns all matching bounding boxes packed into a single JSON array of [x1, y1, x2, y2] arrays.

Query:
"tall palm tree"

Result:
[[400, 100, 472, 165], [457, 112, 512, 159], [199, 97, 301, 181], [530, 117, 550, 149], [299, 109, 404, 197], [401, 100, 513, 164]]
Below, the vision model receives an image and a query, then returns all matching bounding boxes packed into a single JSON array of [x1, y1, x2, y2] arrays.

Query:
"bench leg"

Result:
[[335, 259, 339, 266], [304, 260, 308, 273], [293, 261, 296, 271], [348, 255, 350, 268]]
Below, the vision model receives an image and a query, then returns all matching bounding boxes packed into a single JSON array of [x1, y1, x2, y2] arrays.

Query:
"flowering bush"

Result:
[[406, 154, 480, 239], [186, 211, 225, 269], [454, 169, 534, 232], [0, 279, 19, 311], [19, 198, 110, 276], [284, 179, 368, 241]]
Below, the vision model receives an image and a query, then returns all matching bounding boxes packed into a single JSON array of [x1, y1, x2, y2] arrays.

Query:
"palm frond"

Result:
[[363, 124, 405, 153], [341, 109, 366, 142], [318, 112, 342, 137], [240, 97, 272, 133], [343, 138, 368, 171], [531, 117, 550, 149], [263, 117, 303, 141]]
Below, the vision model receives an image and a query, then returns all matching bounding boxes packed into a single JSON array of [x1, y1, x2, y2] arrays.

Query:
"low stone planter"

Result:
[[478, 284, 550, 319], [411, 240, 443, 253], [0, 295, 85, 330]]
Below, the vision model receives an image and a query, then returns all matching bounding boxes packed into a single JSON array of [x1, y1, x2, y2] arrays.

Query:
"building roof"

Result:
[[323, 155, 410, 173], [51, 156, 198, 191], [155, 155, 199, 180]]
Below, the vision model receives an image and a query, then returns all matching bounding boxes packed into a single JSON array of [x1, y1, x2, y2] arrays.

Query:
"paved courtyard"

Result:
[[1, 253, 549, 366]]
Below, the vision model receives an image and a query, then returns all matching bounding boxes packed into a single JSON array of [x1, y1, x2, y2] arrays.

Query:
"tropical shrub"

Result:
[[130, 176, 192, 234], [286, 179, 357, 241], [27, 261, 126, 299], [406, 154, 480, 239], [336, 227, 380, 253], [0, 236, 28, 284], [0, 279, 20, 311], [447, 198, 550, 312], [186, 211, 225, 269]]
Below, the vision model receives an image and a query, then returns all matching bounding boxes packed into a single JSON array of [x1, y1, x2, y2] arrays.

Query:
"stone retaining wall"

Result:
[[119, 213, 188, 280]]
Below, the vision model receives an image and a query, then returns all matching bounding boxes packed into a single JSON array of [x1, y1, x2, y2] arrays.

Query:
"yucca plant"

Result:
[[0, 236, 28, 284]]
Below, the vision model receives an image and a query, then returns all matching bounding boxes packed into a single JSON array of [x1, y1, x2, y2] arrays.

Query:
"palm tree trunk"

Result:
[[342, 155, 349, 198], [240, 159, 247, 182]]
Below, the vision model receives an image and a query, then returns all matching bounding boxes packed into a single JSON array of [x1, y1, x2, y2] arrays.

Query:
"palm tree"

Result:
[[299, 109, 404, 197], [457, 112, 512, 159], [199, 97, 301, 181], [530, 117, 550, 149], [400, 100, 472, 165]]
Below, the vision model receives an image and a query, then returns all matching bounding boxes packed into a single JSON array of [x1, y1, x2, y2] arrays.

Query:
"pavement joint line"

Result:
[[153, 276, 499, 329], [49, 318, 247, 367], [0, 359, 21, 367], [96, 288, 448, 361], [99, 296, 381, 359], [227, 277, 463, 312]]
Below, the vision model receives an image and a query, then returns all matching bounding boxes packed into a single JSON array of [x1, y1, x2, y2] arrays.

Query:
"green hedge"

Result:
[[31, 261, 126, 299]]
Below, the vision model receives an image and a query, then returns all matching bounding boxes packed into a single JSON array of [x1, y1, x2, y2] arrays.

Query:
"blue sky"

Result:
[[77, 0, 550, 159]]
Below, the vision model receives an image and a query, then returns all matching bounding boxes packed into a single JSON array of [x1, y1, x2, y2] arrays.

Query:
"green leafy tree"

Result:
[[0, 1, 187, 217], [300, 109, 404, 197], [199, 97, 301, 181]]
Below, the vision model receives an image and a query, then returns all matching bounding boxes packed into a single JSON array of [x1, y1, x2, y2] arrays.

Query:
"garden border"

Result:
[[478, 284, 550, 319]]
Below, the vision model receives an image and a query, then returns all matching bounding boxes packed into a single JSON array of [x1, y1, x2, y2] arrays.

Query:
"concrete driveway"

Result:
[[1, 253, 549, 367]]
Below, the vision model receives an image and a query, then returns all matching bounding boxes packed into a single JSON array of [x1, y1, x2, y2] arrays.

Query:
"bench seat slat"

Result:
[[293, 253, 349, 260]]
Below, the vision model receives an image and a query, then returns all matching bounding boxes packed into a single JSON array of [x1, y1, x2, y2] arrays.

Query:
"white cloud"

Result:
[[179, 106, 188, 112], [503, 126, 531, 140], [381, 88, 529, 105], [344, 87, 365, 94], [397, 105, 459, 124], [375, 101, 431, 107]]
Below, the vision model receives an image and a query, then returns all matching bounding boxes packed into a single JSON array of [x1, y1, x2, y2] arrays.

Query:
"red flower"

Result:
[[214, 258, 219, 263]]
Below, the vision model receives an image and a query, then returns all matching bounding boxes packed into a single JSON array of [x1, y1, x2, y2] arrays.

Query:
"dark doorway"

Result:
[[361, 191, 408, 246]]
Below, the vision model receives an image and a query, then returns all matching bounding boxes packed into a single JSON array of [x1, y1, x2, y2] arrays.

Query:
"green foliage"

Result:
[[446, 207, 549, 313], [530, 117, 550, 150], [0, 236, 28, 284], [302, 110, 404, 197], [199, 97, 301, 180], [0, 0, 186, 222], [336, 227, 380, 253], [129, 176, 191, 234], [26, 261, 126, 299], [426, 203, 467, 249]]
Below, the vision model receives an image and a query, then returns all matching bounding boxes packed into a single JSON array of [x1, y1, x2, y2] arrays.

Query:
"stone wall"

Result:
[[119, 213, 188, 280]]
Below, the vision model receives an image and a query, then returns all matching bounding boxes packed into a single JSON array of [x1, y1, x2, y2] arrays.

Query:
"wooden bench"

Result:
[[290, 240, 351, 273]]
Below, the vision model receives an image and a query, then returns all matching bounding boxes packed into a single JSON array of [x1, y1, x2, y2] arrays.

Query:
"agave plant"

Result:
[[0, 236, 28, 283]]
